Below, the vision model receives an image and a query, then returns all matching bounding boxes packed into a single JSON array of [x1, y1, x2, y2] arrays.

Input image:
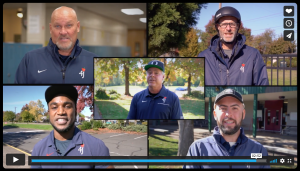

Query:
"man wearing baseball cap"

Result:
[[127, 60, 184, 119], [31, 85, 113, 169], [183, 89, 270, 169]]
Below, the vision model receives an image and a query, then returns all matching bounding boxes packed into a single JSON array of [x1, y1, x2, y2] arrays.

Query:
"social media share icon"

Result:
[[250, 153, 262, 159], [284, 18, 294, 29], [6, 154, 25, 165], [284, 31, 294, 41], [284, 6, 294, 16]]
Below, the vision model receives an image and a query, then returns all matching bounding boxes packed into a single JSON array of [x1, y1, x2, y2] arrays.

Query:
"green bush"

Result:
[[90, 119, 94, 126], [122, 125, 147, 133], [107, 124, 121, 130], [109, 93, 121, 100], [81, 121, 92, 130], [273, 58, 297, 68], [93, 120, 103, 128], [95, 88, 109, 99], [77, 125, 82, 130], [142, 121, 147, 126], [108, 89, 118, 94], [183, 90, 203, 99], [93, 127, 98, 131], [117, 120, 125, 126]]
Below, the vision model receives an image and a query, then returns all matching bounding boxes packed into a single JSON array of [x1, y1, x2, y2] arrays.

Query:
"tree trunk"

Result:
[[188, 73, 192, 95], [177, 120, 194, 156], [124, 64, 131, 96]]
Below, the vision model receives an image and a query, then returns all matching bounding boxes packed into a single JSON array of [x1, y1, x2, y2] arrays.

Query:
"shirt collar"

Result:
[[146, 84, 167, 98], [47, 126, 84, 148], [213, 126, 245, 146]]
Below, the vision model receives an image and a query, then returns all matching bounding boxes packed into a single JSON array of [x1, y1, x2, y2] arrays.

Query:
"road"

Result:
[[3, 127, 147, 169]]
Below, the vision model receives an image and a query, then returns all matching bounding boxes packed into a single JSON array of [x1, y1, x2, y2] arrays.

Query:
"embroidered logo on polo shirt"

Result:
[[78, 144, 84, 155], [158, 97, 169, 106], [79, 68, 85, 79], [46, 152, 54, 156]]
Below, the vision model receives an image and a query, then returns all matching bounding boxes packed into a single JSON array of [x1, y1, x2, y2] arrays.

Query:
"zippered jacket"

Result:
[[15, 38, 95, 84], [197, 34, 269, 85], [183, 126, 271, 169]]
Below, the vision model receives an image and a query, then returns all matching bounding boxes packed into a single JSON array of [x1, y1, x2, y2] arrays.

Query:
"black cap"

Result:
[[214, 88, 243, 105], [144, 60, 164, 72], [45, 85, 78, 104]]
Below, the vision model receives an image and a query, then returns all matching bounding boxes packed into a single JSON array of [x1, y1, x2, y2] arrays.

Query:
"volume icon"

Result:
[[286, 32, 292, 39], [270, 159, 277, 163]]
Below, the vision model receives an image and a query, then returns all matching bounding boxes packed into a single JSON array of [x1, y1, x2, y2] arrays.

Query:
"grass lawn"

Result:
[[95, 100, 131, 119], [3, 123, 53, 130], [267, 69, 297, 85], [148, 134, 183, 169], [180, 99, 205, 119]]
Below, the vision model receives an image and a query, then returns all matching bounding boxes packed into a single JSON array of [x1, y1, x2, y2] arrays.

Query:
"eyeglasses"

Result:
[[218, 22, 238, 28]]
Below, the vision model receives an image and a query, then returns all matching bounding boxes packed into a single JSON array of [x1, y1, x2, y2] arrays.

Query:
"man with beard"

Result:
[[198, 6, 269, 85], [183, 89, 270, 169], [127, 60, 183, 119], [15, 6, 95, 84], [31, 85, 114, 169]]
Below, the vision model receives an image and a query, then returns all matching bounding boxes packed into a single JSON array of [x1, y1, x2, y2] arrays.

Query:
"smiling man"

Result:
[[126, 60, 183, 119], [15, 6, 96, 84], [183, 89, 270, 169], [31, 85, 113, 169], [198, 6, 269, 85]]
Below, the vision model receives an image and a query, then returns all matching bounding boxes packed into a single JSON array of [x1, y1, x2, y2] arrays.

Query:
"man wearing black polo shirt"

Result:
[[127, 60, 184, 119]]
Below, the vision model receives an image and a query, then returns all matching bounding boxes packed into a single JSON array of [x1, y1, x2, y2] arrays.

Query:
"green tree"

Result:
[[148, 3, 206, 56], [3, 111, 16, 123], [28, 100, 45, 121], [252, 28, 276, 54], [21, 110, 34, 123], [269, 34, 297, 54], [179, 28, 201, 57]]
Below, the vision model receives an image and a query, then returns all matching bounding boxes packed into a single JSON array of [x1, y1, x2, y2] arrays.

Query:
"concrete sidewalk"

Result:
[[149, 125, 297, 155]]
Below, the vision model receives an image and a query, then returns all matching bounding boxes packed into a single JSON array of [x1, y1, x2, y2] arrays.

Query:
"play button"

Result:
[[13, 157, 19, 163], [6, 154, 25, 165]]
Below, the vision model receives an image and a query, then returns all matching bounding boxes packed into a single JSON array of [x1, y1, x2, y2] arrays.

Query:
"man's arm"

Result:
[[253, 50, 269, 85], [126, 96, 137, 119], [171, 96, 184, 119], [15, 54, 28, 84], [182, 142, 201, 169]]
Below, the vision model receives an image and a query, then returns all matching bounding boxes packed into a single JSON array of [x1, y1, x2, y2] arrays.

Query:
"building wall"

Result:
[[127, 29, 146, 57], [3, 9, 22, 42], [45, 6, 128, 47], [286, 98, 297, 126]]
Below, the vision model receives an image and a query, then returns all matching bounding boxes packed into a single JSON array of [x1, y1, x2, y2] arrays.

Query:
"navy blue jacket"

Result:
[[183, 126, 270, 169], [15, 38, 95, 84], [127, 85, 184, 119], [31, 127, 110, 169], [198, 34, 269, 85]]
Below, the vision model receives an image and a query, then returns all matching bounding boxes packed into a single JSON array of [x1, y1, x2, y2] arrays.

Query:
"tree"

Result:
[[269, 34, 297, 54], [251, 29, 276, 54], [175, 58, 204, 94], [177, 120, 194, 156], [148, 3, 206, 56], [28, 100, 45, 121], [3, 111, 15, 123], [21, 110, 34, 123], [179, 28, 201, 57], [21, 104, 29, 112], [75, 86, 94, 114]]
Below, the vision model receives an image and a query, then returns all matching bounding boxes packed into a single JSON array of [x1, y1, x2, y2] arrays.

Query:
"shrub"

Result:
[[93, 127, 98, 131], [107, 124, 121, 130], [183, 90, 203, 99], [77, 125, 82, 130], [108, 89, 118, 95], [122, 125, 147, 133], [95, 88, 109, 99], [81, 121, 92, 130], [93, 120, 103, 129], [109, 93, 121, 100], [142, 121, 147, 126], [90, 119, 94, 126], [273, 58, 297, 68]]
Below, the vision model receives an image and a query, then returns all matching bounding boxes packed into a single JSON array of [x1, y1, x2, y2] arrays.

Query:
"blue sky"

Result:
[[3, 86, 93, 117], [196, 3, 297, 43]]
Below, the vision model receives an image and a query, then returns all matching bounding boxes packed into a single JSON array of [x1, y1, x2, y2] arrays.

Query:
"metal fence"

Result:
[[262, 54, 297, 86]]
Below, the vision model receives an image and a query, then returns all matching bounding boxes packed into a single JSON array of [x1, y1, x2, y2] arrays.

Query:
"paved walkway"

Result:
[[149, 125, 297, 152]]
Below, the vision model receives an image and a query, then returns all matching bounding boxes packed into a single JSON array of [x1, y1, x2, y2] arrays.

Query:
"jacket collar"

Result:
[[47, 38, 82, 59], [212, 126, 248, 145], [209, 33, 246, 66]]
